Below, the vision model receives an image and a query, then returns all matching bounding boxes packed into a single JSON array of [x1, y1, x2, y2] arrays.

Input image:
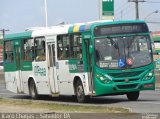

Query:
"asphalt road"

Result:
[[0, 83, 160, 113]]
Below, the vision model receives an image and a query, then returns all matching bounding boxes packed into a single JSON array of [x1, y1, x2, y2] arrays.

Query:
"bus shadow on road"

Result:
[[8, 90, 158, 104], [9, 95, 135, 104]]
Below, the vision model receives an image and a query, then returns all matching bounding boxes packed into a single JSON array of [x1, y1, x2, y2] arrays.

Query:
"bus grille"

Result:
[[108, 71, 143, 78], [114, 78, 139, 83], [117, 84, 138, 89]]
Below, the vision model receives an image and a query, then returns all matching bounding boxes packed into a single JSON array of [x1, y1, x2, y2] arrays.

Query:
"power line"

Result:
[[128, 0, 146, 20], [147, 0, 159, 1], [115, 1, 128, 12], [146, 1, 160, 3], [146, 21, 160, 23], [142, 0, 160, 3], [115, 3, 134, 20], [146, 0, 160, 1], [115, 2, 132, 15], [121, 6, 135, 17]]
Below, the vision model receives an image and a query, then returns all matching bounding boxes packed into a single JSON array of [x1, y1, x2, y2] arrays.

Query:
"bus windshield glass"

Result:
[[95, 36, 152, 69]]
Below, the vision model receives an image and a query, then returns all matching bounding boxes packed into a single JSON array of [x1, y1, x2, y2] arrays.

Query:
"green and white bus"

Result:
[[3, 20, 155, 102]]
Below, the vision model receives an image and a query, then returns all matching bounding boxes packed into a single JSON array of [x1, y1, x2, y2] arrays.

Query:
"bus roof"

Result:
[[32, 24, 71, 37], [4, 31, 32, 40], [4, 20, 147, 40], [68, 20, 146, 33]]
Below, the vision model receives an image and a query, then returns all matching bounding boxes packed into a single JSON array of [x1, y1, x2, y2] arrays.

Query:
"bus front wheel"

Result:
[[126, 91, 139, 101], [75, 80, 89, 103], [29, 80, 39, 99]]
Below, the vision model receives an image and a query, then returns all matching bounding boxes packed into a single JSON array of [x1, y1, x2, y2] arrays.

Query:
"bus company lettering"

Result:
[[34, 65, 46, 76], [69, 64, 77, 71]]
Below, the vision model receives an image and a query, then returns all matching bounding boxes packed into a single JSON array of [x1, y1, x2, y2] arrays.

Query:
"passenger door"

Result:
[[47, 42, 59, 93], [84, 39, 94, 93], [14, 40, 23, 93]]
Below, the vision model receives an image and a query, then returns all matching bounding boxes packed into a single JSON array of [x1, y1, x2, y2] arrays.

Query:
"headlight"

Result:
[[143, 70, 154, 80], [96, 73, 112, 83], [100, 76, 105, 81], [148, 72, 153, 76]]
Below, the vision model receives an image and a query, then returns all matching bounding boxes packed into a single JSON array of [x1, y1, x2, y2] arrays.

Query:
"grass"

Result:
[[0, 98, 130, 113]]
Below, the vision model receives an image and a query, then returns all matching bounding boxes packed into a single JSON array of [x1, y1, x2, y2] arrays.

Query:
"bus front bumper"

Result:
[[94, 77, 155, 96]]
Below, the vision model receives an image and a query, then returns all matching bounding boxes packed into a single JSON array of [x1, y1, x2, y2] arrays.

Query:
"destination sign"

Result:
[[94, 23, 149, 36]]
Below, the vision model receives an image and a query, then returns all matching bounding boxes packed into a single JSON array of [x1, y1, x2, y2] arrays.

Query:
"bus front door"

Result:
[[47, 43, 59, 94], [84, 39, 94, 94]]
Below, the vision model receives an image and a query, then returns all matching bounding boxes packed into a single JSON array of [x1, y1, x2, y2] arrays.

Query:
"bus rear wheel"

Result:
[[75, 80, 89, 103], [126, 91, 139, 101], [29, 80, 39, 99]]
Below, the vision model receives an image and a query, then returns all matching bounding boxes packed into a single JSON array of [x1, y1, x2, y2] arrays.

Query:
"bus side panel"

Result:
[[58, 81, 74, 95], [32, 61, 51, 95], [74, 72, 90, 95], [83, 72, 90, 95], [4, 39, 23, 93], [5, 72, 18, 93], [56, 60, 75, 95], [57, 72, 90, 96], [21, 71, 34, 95]]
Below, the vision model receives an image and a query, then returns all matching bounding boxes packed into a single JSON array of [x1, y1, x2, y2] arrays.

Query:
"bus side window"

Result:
[[4, 41, 14, 63], [35, 37, 46, 61], [57, 35, 69, 60], [70, 34, 82, 59], [23, 38, 34, 61]]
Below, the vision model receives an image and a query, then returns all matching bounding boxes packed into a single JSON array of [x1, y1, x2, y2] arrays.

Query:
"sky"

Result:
[[0, 0, 160, 34]]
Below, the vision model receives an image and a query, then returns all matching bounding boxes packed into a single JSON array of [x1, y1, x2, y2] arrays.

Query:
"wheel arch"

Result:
[[73, 76, 82, 95], [27, 76, 39, 99], [28, 76, 37, 92]]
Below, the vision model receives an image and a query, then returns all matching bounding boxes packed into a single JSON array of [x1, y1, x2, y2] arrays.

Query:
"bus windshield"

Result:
[[95, 35, 152, 69]]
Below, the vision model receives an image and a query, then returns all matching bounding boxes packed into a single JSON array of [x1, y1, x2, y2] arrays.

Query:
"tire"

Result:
[[126, 91, 139, 101], [29, 80, 39, 99], [75, 80, 89, 103]]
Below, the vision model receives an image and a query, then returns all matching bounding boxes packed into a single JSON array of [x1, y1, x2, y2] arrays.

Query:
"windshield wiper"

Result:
[[108, 37, 120, 57]]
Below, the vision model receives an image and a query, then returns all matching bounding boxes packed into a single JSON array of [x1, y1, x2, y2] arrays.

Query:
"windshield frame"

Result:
[[94, 34, 153, 70]]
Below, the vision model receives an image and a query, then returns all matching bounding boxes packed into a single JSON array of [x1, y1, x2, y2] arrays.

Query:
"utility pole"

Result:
[[128, 0, 146, 20], [44, 0, 48, 27], [0, 29, 9, 44], [0, 29, 9, 38], [0, 29, 9, 62]]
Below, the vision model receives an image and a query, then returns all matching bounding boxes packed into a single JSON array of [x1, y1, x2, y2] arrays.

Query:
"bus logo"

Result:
[[69, 64, 77, 71], [34, 65, 46, 76]]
